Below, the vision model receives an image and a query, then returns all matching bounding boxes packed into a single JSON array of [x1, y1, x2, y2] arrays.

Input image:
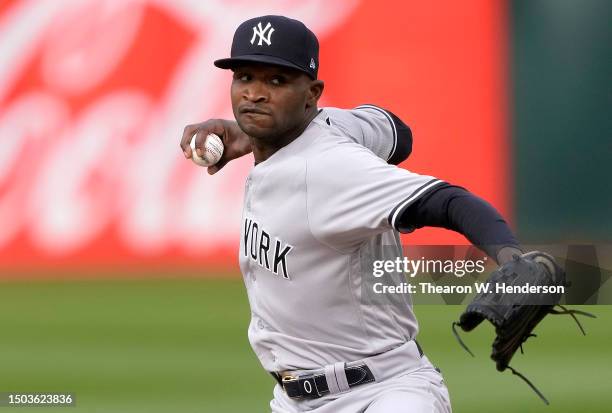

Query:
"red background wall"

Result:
[[0, 0, 508, 274]]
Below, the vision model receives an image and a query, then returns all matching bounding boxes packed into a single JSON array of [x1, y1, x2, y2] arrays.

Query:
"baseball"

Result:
[[190, 133, 224, 167]]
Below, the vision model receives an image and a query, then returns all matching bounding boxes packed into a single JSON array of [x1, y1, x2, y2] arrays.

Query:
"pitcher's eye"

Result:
[[233, 72, 251, 82], [270, 76, 286, 86]]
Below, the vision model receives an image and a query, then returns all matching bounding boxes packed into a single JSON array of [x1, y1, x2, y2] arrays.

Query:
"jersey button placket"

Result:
[[244, 176, 255, 282], [245, 176, 253, 211]]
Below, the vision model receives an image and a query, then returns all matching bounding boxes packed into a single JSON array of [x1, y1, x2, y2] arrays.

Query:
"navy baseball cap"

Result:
[[214, 15, 319, 79]]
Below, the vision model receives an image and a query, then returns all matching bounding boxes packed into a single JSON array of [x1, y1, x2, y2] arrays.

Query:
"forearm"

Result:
[[399, 184, 521, 264]]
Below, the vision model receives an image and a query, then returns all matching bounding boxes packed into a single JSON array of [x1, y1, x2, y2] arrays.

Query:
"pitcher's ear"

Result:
[[307, 79, 324, 107]]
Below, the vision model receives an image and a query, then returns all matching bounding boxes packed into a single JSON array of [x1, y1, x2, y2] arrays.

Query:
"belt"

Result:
[[275, 364, 375, 399], [271, 340, 425, 400]]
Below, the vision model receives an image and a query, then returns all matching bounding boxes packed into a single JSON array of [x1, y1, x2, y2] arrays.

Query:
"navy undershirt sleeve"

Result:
[[398, 183, 520, 260], [385, 110, 412, 165]]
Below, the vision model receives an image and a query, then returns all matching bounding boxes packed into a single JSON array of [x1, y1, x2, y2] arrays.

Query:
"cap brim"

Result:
[[214, 54, 313, 77]]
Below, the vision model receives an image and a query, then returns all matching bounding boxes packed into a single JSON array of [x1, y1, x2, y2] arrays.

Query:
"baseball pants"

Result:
[[270, 341, 451, 413]]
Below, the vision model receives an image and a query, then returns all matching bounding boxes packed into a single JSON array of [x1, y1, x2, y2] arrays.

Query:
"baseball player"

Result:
[[180, 15, 525, 412]]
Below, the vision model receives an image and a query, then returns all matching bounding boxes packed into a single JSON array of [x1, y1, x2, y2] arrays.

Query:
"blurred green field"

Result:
[[0, 277, 609, 412]]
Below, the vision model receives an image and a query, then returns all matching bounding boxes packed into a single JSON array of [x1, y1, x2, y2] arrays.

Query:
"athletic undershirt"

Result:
[[398, 183, 520, 262]]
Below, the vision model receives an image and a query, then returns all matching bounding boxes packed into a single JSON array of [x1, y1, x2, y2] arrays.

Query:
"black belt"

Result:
[[272, 340, 425, 400], [273, 364, 375, 399]]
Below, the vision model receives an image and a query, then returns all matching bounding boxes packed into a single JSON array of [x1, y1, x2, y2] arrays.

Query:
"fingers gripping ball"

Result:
[[190, 133, 224, 167]]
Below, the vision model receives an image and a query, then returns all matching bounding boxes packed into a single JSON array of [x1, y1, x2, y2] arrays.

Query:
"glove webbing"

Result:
[[451, 305, 596, 405]]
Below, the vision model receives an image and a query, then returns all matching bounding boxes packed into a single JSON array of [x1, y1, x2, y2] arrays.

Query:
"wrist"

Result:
[[496, 246, 524, 265], [228, 120, 253, 154]]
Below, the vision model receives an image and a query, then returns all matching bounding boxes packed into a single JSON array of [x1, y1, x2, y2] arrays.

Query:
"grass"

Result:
[[0, 277, 609, 412]]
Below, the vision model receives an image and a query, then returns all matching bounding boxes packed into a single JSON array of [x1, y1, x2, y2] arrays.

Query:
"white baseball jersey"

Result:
[[239, 107, 443, 373]]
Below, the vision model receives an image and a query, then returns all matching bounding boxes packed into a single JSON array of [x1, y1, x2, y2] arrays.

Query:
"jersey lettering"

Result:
[[243, 218, 293, 279], [258, 231, 270, 268], [250, 222, 259, 259], [273, 240, 293, 279]]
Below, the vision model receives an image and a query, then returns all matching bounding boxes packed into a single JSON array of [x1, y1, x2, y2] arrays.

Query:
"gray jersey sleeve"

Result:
[[306, 140, 443, 252], [323, 106, 405, 162]]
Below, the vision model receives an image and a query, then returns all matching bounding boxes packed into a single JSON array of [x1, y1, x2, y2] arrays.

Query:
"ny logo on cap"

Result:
[[250, 22, 274, 46]]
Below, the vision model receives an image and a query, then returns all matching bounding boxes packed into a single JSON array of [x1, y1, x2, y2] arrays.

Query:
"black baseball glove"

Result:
[[452, 251, 595, 404]]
